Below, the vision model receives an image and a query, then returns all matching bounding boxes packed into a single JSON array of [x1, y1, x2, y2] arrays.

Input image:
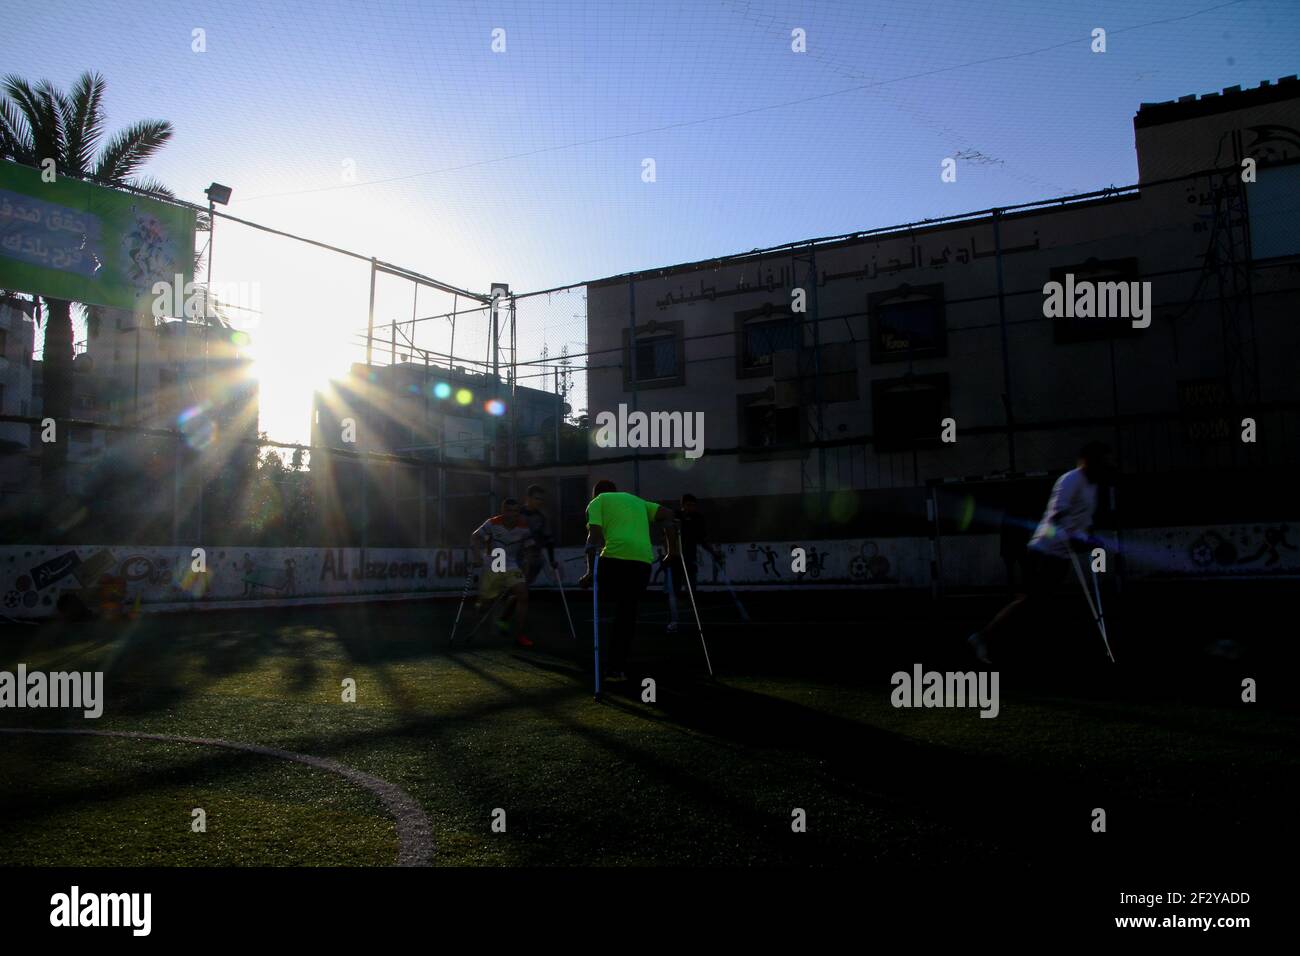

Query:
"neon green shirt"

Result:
[[586, 492, 660, 564]]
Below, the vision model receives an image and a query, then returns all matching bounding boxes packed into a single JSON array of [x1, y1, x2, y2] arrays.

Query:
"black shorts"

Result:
[[1023, 549, 1070, 596]]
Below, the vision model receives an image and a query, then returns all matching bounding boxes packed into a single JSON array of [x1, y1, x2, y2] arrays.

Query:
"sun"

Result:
[[249, 326, 353, 446]]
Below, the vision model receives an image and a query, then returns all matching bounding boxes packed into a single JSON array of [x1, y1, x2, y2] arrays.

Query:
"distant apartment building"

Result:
[[11, 308, 262, 542], [0, 300, 35, 506], [83, 307, 258, 437], [310, 360, 585, 546], [85, 308, 259, 540], [584, 77, 1300, 541]]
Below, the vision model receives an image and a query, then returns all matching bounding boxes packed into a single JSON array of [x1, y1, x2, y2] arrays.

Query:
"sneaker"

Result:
[[967, 632, 992, 665], [515, 634, 535, 648]]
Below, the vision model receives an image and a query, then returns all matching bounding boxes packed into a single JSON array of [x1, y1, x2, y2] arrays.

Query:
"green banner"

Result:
[[0, 160, 195, 314]]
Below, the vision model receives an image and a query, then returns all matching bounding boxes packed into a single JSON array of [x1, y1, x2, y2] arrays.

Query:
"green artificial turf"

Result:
[[0, 601, 1293, 867]]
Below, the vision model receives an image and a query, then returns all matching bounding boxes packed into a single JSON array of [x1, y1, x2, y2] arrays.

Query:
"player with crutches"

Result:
[[967, 442, 1115, 665], [519, 483, 578, 645], [578, 479, 681, 697], [468, 498, 536, 648]]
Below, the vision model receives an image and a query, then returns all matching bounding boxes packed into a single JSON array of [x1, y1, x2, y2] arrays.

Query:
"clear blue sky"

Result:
[[4, 0, 1297, 439]]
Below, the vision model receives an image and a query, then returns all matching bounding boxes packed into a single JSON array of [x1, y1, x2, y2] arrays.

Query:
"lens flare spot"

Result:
[[434, 382, 451, 399], [958, 495, 976, 531], [829, 491, 859, 523], [455, 388, 473, 406], [178, 405, 217, 450], [180, 567, 209, 597], [484, 399, 507, 416]]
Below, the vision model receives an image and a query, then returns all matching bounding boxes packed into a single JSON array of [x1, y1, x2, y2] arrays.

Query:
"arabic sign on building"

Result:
[[0, 160, 195, 314]]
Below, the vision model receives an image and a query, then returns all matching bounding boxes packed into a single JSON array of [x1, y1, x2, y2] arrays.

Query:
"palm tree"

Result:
[[0, 71, 175, 523]]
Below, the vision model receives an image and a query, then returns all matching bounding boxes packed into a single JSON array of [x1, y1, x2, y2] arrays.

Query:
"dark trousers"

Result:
[[671, 553, 698, 596], [595, 556, 651, 672]]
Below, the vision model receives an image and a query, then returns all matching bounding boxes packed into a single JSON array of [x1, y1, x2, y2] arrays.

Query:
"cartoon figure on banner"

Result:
[[793, 545, 829, 580], [1238, 524, 1295, 566], [243, 556, 297, 595], [747, 544, 781, 577]]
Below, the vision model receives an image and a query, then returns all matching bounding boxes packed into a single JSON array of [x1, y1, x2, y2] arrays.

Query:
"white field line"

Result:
[[0, 727, 434, 866]]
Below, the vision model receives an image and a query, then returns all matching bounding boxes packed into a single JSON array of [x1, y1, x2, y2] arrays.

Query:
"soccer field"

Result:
[[1, 589, 1293, 869]]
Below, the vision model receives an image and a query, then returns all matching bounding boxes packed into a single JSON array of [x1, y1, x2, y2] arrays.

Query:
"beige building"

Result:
[[584, 77, 1300, 540], [310, 360, 585, 547], [0, 300, 36, 507]]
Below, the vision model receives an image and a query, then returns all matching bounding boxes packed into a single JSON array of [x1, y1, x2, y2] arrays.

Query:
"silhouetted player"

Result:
[[674, 493, 718, 596], [578, 479, 678, 680], [520, 484, 560, 585], [968, 442, 1113, 664], [472, 497, 536, 649]]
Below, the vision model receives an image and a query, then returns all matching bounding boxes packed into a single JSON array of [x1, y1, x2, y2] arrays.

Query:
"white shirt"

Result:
[[473, 516, 535, 570], [1028, 467, 1097, 558]]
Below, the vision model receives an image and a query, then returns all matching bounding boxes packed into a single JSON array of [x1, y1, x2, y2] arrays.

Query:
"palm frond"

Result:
[[0, 96, 35, 161], [60, 71, 106, 174], [33, 80, 66, 168], [2, 75, 62, 163], [125, 175, 177, 201], [93, 119, 173, 183]]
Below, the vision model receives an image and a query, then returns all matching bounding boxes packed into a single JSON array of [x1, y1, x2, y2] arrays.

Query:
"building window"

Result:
[[1049, 258, 1144, 343], [1248, 162, 1300, 260], [738, 390, 802, 459], [622, 320, 685, 390], [736, 305, 799, 378], [869, 284, 947, 363], [636, 336, 676, 379], [871, 373, 950, 451]]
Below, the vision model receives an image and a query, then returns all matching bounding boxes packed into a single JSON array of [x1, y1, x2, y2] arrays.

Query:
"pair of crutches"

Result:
[[449, 554, 579, 647], [448, 562, 507, 647], [1066, 546, 1115, 663]]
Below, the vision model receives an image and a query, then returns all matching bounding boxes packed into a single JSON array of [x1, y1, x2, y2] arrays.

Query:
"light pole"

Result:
[[199, 183, 232, 541]]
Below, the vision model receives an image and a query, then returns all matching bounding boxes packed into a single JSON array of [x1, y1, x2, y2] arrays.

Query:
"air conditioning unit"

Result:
[[772, 343, 859, 406]]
